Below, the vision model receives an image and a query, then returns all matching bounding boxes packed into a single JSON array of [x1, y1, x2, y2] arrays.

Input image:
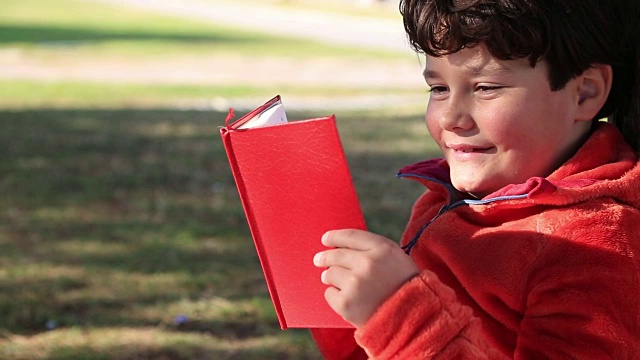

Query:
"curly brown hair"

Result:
[[400, 0, 640, 150]]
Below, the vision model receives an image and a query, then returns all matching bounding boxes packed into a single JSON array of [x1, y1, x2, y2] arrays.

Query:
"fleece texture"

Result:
[[311, 123, 640, 359]]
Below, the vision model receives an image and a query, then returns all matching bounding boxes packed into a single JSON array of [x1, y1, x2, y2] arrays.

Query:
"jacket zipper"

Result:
[[397, 172, 528, 254]]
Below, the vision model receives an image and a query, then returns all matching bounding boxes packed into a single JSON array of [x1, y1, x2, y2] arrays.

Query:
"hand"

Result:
[[313, 229, 419, 327]]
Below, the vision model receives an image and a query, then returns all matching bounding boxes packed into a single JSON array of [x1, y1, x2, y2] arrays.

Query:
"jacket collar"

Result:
[[398, 122, 640, 208]]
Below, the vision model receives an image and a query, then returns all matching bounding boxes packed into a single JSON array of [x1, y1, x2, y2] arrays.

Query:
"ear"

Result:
[[575, 64, 613, 122]]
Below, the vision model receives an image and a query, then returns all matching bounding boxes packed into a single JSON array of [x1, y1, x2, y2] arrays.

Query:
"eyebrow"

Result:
[[422, 69, 439, 79], [423, 65, 513, 79]]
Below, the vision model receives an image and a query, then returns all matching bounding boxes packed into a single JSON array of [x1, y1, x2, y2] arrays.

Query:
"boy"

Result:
[[312, 0, 640, 358]]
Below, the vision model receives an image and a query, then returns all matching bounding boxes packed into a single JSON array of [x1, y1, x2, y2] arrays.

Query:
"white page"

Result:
[[238, 102, 288, 129]]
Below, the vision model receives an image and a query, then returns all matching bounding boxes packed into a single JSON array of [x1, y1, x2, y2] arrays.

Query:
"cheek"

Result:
[[477, 105, 527, 144], [425, 107, 442, 142]]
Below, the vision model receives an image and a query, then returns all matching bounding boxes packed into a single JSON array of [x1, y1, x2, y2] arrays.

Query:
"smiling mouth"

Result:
[[450, 146, 494, 153]]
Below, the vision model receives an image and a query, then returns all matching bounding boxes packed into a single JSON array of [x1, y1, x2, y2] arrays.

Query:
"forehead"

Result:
[[423, 44, 531, 78]]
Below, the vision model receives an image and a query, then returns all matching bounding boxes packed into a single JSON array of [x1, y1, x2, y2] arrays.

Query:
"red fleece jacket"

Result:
[[311, 123, 640, 359]]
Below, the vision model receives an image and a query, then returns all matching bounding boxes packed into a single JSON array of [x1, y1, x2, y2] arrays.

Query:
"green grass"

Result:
[[0, 0, 419, 107], [0, 107, 437, 359], [0, 79, 423, 109], [243, 0, 403, 20], [0, 0, 438, 357], [0, 0, 408, 59]]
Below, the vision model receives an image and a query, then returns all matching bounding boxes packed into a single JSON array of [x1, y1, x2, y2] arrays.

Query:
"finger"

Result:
[[321, 229, 388, 250], [320, 265, 351, 290], [314, 248, 360, 269], [323, 284, 359, 327], [323, 286, 342, 312]]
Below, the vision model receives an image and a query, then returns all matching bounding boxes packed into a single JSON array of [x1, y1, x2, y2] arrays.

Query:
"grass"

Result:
[[0, 80, 422, 109], [0, 0, 409, 59], [235, 0, 403, 20], [0, 0, 420, 106], [0, 0, 438, 358], [0, 107, 437, 359]]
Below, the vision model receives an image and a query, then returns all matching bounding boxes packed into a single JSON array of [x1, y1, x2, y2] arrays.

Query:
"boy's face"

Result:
[[424, 44, 590, 198]]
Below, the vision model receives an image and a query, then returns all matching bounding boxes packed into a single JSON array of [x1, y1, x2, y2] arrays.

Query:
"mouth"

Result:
[[448, 144, 494, 153]]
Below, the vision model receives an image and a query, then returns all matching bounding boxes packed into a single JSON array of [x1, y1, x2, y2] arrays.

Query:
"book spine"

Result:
[[219, 127, 287, 328]]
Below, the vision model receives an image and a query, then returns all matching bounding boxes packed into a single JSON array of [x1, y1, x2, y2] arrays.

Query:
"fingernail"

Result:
[[321, 232, 329, 245], [313, 252, 322, 266], [321, 270, 328, 284]]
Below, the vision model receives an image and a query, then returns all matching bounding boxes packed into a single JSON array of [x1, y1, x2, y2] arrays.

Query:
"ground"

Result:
[[0, 0, 426, 110]]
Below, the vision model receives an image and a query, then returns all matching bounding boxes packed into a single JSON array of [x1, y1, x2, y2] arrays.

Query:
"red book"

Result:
[[219, 95, 366, 329]]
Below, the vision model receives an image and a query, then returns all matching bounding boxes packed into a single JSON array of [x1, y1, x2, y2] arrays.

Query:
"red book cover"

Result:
[[219, 96, 366, 329]]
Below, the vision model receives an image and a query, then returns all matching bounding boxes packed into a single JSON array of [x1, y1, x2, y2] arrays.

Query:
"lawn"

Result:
[[0, 107, 437, 359], [0, 0, 404, 58], [0, 0, 420, 108], [0, 0, 438, 358]]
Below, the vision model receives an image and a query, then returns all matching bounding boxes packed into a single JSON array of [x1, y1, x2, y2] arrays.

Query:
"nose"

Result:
[[439, 97, 475, 132]]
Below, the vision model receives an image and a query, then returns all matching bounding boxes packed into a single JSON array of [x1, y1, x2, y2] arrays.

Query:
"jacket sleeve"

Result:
[[308, 275, 502, 360], [353, 219, 640, 359], [354, 271, 508, 359]]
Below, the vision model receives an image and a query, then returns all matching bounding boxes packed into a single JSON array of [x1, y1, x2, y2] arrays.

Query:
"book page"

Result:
[[238, 101, 288, 129]]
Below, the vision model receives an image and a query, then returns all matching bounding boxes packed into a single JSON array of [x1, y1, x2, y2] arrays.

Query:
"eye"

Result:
[[427, 86, 448, 95], [474, 84, 505, 99], [475, 85, 503, 93]]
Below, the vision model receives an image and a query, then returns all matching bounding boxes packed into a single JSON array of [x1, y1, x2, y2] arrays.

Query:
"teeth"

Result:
[[450, 146, 481, 153]]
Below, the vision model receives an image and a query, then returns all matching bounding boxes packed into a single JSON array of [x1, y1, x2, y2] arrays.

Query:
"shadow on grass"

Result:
[[0, 24, 270, 46], [0, 107, 438, 358], [44, 337, 318, 360]]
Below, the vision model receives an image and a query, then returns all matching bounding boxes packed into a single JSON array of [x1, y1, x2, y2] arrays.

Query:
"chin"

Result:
[[452, 178, 475, 191], [452, 181, 489, 199]]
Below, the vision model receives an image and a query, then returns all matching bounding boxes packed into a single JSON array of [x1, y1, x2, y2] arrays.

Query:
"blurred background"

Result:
[[0, 0, 440, 358]]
